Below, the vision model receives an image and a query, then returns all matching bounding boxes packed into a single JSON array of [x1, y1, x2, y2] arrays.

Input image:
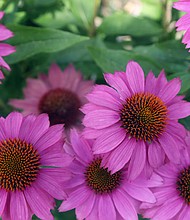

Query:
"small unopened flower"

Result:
[[173, 0, 190, 51], [0, 12, 15, 82], [140, 132, 190, 220], [10, 63, 93, 130], [59, 129, 162, 220], [82, 61, 190, 180], [0, 112, 71, 220]]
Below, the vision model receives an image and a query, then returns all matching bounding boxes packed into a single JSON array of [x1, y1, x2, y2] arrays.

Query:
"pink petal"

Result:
[[126, 61, 145, 94], [98, 194, 116, 220], [155, 70, 168, 94], [145, 71, 157, 94], [10, 192, 28, 220], [0, 56, 10, 70], [83, 109, 120, 129], [112, 189, 138, 220], [25, 114, 50, 145], [152, 197, 183, 220], [148, 142, 165, 168], [159, 132, 180, 164], [34, 124, 63, 153], [0, 189, 7, 216], [86, 86, 121, 111], [0, 12, 4, 20], [104, 72, 131, 100], [48, 63, 63, 88], [178, 205, 190, 220], [173, 2, 190, 12], [4, 112, 23, 138], [76, 193, 95, 220], [124, 183, 156, 203], [168, 101, 190, 119], [24, 184, 54, 220], [128, 141, 146, 180], [0, 70, 4, 80], [37, 171, 66, 200], [158, 78, 181, 104], [0, 24, 14, 41], [93, 124, 126, 154], [70, 129, 93, 164], [0, 44, 15, 56], [102, 137, 135, 173], [59, 186, 91, 212]]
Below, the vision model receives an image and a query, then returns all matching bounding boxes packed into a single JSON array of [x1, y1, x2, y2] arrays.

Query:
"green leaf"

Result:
[[97, 12, 162, 37], [5, 25, 88, 64], [88, 46, 160, 74], [134, 40, 190, 73]]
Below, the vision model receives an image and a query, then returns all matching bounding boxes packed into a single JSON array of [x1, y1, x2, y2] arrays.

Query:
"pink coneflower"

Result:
[[0, 12, 15, 82], [10, 63, 93, 129], [59, 129, 162, 220], [82, 61, 190, 180], [0, 112, 71, 220], [140, 136, 190, 220], [173, 0, 190, 51]]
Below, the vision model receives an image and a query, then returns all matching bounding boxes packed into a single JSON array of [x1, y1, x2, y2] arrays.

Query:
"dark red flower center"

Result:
[[85, 158, 122, 194], [38, 88, 81, 127], [177, 167, 190, 205], [0, 138, 40, 192], [120, 92, 167, 142]]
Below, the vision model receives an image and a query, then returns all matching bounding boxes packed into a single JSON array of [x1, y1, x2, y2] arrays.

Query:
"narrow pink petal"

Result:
[[85, 197, 99, 220], [104, 72, 131, 100], [93, 124, 126, 154], [86, 88, 121, 111], [0, 70, 4, 80], [59, 186, 91, 212], [70, 129, 93, 164], [83, 109, 120, 129], [98, 194, 116, 220], [18, 114, 36, 140], [124, 183, 156, 203], [166, 121, 186, 139], [168, 101, 190, 119], [10, 192, 28, 220], [0, 56, 10, 70], [128, 141, 146, 180], [178, 205, 190, 220], [25, 114, 50, 145], [126, 61, 145, 94], [0, 24, 14, 41], [24, 184, 54, 220], [152, 197, 183, 220], [48, 63, 63, 88], [0, 44, 15, 56], [159, 132, 180, 164], [148, 142, 165, 168], [0, 12, 4, 19], [4, 112, 23, 138], [112, 189, 138, 220], [37, 171, 66, 200], [176, 13, 190, 31], [42, 168, 71, 182], [155, 70, 168, 94], [173, 2, 190, 12], [102, 138, 135, 173], [76, 192, 95, 220], [0, 189, 8, 216], [34, 124, 63, 152], [145, 71, 157, 94], [158, 78, 181, 104]]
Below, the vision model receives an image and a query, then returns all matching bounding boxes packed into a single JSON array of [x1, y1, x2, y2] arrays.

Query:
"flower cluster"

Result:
[[1, 2, 190, 219]]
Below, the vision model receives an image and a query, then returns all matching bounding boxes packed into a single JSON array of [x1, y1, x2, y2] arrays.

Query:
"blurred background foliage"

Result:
[[0, 0, 190, 219]]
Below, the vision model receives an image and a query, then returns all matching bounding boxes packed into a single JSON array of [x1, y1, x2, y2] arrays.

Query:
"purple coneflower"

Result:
[[59, 129, 162, 220], [0, 112, 71, 220], [82, 61, 190, 179], [10, 63, 93, 130]]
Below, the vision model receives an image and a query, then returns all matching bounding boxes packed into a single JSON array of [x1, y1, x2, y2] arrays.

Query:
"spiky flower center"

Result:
[[177, 167, 190, 205], [85, 158, 122, 194], [38, 88, 81, 127], [0, 138, 40, 192], [120, 92, 167, 141]]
